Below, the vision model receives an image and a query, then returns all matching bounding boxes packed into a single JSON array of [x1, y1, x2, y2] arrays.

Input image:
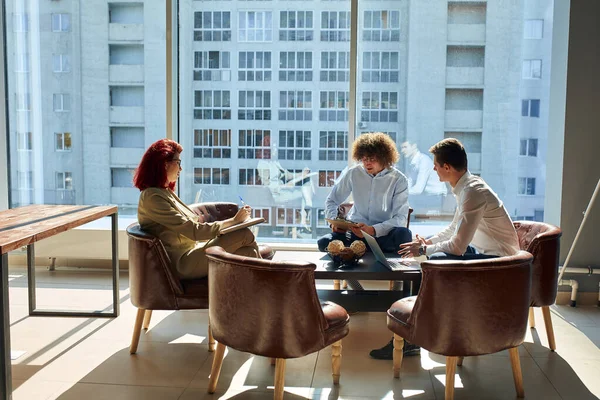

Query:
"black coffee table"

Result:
[[273, 251, 422, 312]]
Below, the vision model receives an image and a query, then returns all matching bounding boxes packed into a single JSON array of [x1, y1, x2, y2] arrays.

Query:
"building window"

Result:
[[518, 177, 536, 195], [279, 11, 313, 41], [53, 94, 70, 112], [17, 171, 33, 189], [319, 131, 348, 161], [362, 52, 399, 82], [17, 132, 32, 151], [524, 19, 543, 39], [16, 93, 31, 111], [320, 51, 349, 82], [55, 132, 72, 151], [253, 208, 271, 224], [319, 170, 342, 187], [320, 11, 350, 42], [238, 91, 271, 120], [276, 208, 310, 226], [53, 54, 71, 73], [319, 91, 349, 122], [193, 51, 231, 81], [519, 139, 538, 157], [13, 13, 29, 32], [279, 91, 312, 121], [56, 172, 73, 190], [278, 130, 311, 160], [521, 99, 540, 117], [51, 13, 71, 32], [194, 90, 231, 120], [363, 11, 400, 42], [239, 168, 264, 185], [239, 11, 273, 42], [194, 12, 231, 41], [316, 209, 329, 228], [238, 52, 272, 81], [238, 129, 272, 159], [15, 53, 29, 72], [111, 168, 133, 188], [193, 129, 231, 158], [522, 59, 542, 79], [279, 52, 313, 81], [194, 168, 230, 185], [361, 91, 398, 122]]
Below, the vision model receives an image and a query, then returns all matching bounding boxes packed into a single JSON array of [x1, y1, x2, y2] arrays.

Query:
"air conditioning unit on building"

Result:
[[358, 122, 367, 129]]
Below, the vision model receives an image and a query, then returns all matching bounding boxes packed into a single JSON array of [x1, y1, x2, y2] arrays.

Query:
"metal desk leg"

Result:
[[26, 244, 36, 315], [1, 253, 13, 399], [111, 212, 120, 317]]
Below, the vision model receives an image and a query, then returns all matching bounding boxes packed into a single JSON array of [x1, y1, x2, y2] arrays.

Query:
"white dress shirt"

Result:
[[426, 171, 519, 257], [325, 164, 409, 237], [407, 151, 448, 195]]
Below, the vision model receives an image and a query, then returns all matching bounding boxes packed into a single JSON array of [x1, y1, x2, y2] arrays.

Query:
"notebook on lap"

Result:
[[361, 231, 420, 271]]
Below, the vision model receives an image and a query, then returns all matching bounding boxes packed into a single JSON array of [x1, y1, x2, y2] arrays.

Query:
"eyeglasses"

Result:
[[361, 156, 377, 163]]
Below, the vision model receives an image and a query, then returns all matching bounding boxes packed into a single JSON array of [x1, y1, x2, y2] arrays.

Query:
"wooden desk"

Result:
[[273, 251, 421, 313], [0, 205, 120, 399]]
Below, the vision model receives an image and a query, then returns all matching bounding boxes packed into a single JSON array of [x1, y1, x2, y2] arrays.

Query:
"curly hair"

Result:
[[133, 139, 183, 191], [351, 132, 399, 168]]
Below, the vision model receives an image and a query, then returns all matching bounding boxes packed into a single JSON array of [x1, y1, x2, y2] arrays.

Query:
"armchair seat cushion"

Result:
[[387, 296, 417, 340], [321, 301, 350, 346]]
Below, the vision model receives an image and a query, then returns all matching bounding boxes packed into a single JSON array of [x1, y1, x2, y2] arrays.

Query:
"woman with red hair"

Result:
[[134, 139, 260, 279]]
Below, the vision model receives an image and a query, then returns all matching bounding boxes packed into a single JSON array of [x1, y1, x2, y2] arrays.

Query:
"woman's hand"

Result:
[[233, 205, 252, 224]]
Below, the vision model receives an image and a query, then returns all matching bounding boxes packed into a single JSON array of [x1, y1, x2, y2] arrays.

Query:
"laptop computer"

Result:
[[361, 231, 420, 271]]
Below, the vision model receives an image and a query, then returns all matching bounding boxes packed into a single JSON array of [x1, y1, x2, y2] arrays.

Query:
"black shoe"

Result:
[[369, 339, 421, 360]]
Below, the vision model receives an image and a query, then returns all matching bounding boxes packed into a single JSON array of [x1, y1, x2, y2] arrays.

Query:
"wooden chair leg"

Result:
[[333, 280, 341, 290], [142, 310, 152, 330], [529, 307, 535, 329], [393, 334, 404, 378], [508, 347, 525, 398], [331, 340, 342, 384], [389, 280, 394, 290], [457, 356, 464, 366], [445, 356, 458, 400], [342, 280, 348, 289], [541, 306, 556, 351], [129, 308, 145, 354], [207, 342, 227, 394], [208, 318, 216, 352], [274, 358, 286, 400]]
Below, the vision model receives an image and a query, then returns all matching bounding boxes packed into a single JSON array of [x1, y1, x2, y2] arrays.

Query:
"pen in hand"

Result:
[[238, 195, 247, 206]]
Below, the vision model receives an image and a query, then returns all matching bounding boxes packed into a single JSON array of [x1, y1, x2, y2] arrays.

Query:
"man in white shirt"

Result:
[[401, 140, 448, 196], [370, 138, 519, 360]]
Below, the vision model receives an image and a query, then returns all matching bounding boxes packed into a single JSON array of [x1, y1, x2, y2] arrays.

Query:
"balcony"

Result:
[[447, 24, 486, 43], [109, 23, 144, 41], [109, 106, 144, 124], [111, 187, 139, 205], [445, 110, 483, 129], [446, 67, 484, 86], [109, 65, 144, 83], [110, 147, 144, 164]]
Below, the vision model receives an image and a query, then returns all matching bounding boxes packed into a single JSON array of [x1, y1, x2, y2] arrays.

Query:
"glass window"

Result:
[[194, 90, 231, 120], [239, 11, 273, 42], [278, 130, 311, 160], [319, 91, 349, 122], [522, 59, 542, 79], [111, 168, 134, 187], [362, 52, 399, 83], [279, 11, 313, 41], [194, 12, 231, 41], [521, 99, 540, 117], [194, 51, 231, 81], [238, 51, 272, 81], [320, 11, 350, 42], [194, 129, 231, 158], [524, 19, 543, 39], [278, 91, 312, 121], [194, 168, 230, 185], [17, 132, 32, 151], [320, 51, 349, 82], [238, 91, 271, 120], [55, 132, 72, 151], [319, 131, 347, 161], [53, 94, 70, 112], [279, 52, 313, 81], [53, 54, 71, 73], [52, 13, 71, 32], [363, 11, 400, 42], [56, 172, 73, 190], [518, 177, 536, 195]]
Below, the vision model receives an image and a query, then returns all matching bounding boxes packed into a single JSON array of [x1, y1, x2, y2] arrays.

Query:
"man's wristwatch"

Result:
[[418, 245, 427, 257]]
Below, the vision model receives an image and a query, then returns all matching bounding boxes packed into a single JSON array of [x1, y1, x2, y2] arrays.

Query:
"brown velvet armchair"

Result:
[[205, 246, 350, 400], [513, 221, 562, 351], [126, 202, 274, 355], [387, 251, 533, 400]]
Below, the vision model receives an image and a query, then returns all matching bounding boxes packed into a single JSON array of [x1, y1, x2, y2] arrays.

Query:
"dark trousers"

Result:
[[317, 226, 413, 253], [428, 245, 499, 261]]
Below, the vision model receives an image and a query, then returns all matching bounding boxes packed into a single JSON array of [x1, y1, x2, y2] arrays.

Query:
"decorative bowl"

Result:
[[328, 248, 363, 266]]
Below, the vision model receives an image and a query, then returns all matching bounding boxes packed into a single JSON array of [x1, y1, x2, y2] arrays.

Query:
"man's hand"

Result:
[[351, 223, 374, 238], [398, 234, 429, 258]]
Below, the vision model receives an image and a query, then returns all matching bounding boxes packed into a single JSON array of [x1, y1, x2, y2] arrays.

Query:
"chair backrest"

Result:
[[513, 221, 562, 307], [338, 202, 414, 229], [188, 202, 238, 223], [409, 251, 533, 356], [205, 246, 329, 359], [126, 223, 184, 310]]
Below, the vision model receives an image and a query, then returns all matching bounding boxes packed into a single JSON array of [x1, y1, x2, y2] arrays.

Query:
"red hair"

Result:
[[133, 139, 183, 191]]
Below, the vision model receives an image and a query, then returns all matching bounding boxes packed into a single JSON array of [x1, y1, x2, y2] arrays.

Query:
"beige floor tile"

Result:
[[189, 347, 317, 394], [54, 382, 184, 400], [180, 386, 309, 400], [533, 354, 600, 399], [12, 379, 71, 400]]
